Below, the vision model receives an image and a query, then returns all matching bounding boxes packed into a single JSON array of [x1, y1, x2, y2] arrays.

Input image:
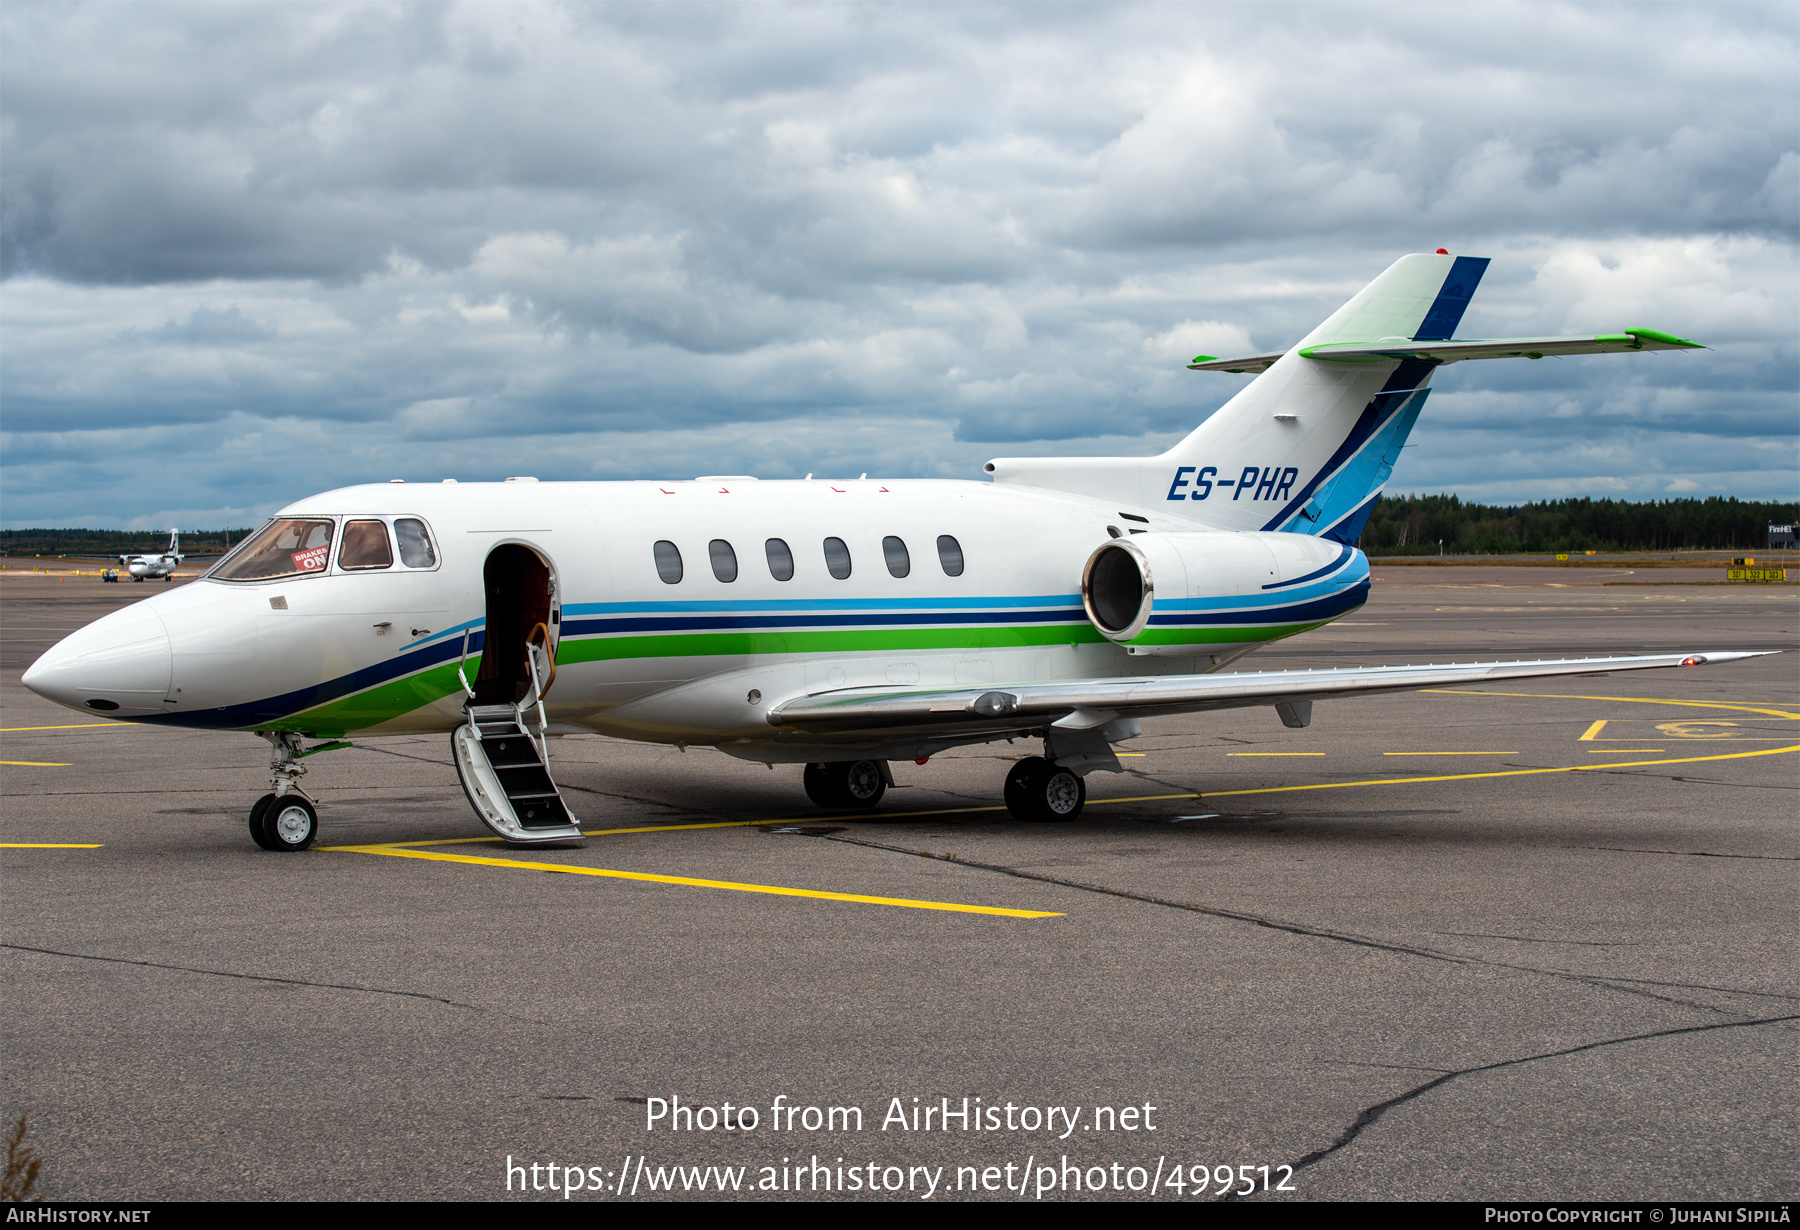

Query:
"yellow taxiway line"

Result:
[[1428, 690, 1800, 722], [326, 844, 1062, 919], [0, 723, 140, 732], [1, 761, 70, 767]]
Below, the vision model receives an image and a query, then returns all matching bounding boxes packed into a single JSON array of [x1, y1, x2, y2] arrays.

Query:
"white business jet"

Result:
[[24, 253, 1758, 852], [120, 529, 184, 581]]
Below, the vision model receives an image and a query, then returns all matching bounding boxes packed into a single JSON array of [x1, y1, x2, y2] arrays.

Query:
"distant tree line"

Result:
[[4, 497, 1796, 559], [0, 528, 255, 557], [1361, 495, 1799, 555]]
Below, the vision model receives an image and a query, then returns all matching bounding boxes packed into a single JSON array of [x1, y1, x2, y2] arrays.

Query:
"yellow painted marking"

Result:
[[0, 723, 140, 732], [1579, 720, 1608, 741], [1654, 720, 1741, 739], [0, 843, 102, 848], [1227, 752, 1326, 757], [1201, 745, 1798, 799], [323, 819, 783, 851], [1118, 752, 1147, 757], [0, 761, 70, 767], [1427, 690, 1800, 722], [330, 845, 1061, 918], [1382, 751, 1518, 756]]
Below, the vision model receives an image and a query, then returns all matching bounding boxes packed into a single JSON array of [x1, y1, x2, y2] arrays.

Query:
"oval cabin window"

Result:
[[936, 535, 965, 577], [709, 539, 738, 583], [765, 538, 794, 581], [883, 536, 910, 578], [823, 537, 852, 580], [653, 540, 683, 584]]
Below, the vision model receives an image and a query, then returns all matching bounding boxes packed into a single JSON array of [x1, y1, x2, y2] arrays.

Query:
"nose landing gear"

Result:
[[247, 732, 350, 851], [249, 793, 318, 851]]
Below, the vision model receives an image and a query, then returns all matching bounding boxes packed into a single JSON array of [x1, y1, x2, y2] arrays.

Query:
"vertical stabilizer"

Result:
[[986, 253, 1489, 539]]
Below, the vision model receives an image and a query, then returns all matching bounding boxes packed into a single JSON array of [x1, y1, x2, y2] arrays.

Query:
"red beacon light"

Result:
[[1680, 655, 1706, 667], [1436, 248, 1449, 254]]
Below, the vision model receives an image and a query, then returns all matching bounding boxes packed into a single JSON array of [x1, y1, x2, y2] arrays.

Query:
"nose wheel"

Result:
[[1004, 756, 1085, 822], [249, 793, 318, 851]]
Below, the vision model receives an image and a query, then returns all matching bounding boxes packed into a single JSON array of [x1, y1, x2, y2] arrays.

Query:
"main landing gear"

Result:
[[799, 752, 1088, 822], [803, 760, 887, 809], [245, 731, 347, 852], [1003, 756, 1085, 823]]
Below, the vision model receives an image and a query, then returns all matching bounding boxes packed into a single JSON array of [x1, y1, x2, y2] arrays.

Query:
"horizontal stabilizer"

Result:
[[1190, 328, 1703, 372], [1185, 351, 1286, 374], [770, 651, 1771, 733]]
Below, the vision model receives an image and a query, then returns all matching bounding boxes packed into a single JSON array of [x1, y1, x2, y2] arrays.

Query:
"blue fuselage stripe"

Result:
[[1149, 581, 1369, 627]]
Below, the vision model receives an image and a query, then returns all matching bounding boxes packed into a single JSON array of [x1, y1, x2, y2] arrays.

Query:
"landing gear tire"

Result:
[[254, 795, 318, 851], [1004, 756, 1085, 823], [803, 760, 887, 809], [247, 793, 279, 850]]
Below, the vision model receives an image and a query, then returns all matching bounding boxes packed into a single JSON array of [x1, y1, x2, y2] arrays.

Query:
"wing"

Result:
[[767, 651, 1771, 737], [1188, 329, 1702, 372]]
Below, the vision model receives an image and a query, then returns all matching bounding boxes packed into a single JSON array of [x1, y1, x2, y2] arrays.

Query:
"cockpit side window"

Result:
[[395, 518, 437, 568], [339, 520, 394, 570], [209, 518, 336, 581]]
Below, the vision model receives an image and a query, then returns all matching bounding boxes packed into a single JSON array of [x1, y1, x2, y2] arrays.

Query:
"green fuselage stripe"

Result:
[[556, 624, 1104, 663], [270, 619, 1316, 734]]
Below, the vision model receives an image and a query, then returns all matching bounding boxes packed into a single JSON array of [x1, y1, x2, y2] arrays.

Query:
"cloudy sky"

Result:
[[2, 1, 1795, 530]]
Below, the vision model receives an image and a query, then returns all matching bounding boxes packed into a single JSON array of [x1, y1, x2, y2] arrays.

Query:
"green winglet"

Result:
[[1190, 355, 1219, 364], [1625, 328, 1704, 349]]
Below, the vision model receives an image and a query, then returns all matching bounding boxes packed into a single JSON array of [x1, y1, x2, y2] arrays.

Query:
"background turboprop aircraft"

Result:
[[23, 252, 1761, 853], [119, 528, 184, 581]]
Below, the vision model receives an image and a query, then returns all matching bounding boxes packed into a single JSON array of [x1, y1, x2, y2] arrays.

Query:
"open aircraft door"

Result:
[[452, 542, 582, 844]]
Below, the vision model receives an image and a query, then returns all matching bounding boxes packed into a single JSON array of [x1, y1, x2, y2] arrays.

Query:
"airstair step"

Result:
[[483, 738, 543, 768], [454, 697, 579, 839]]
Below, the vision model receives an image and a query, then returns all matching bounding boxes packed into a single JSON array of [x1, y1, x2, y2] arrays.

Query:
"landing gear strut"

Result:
[[803, 760, 887, 809], [1004, 755, 1085, 822], [247, 731, 332, 851]]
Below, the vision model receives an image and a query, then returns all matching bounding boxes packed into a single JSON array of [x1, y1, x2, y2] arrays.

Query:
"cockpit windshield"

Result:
[[209, 518, 336, 582]]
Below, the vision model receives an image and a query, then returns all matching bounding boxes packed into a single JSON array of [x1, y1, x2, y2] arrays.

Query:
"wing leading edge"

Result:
[[768, 651, 1772, 736]]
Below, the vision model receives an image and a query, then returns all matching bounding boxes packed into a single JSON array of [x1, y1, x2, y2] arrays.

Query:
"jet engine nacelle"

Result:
[[1081, 531, 1369, 657]]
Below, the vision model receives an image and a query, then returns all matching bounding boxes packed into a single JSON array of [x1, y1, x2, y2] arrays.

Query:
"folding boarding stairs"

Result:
[[451, 626, 583, 843]]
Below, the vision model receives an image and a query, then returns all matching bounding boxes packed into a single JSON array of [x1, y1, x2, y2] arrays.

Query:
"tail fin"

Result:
[[986, 253, 1488, 541]]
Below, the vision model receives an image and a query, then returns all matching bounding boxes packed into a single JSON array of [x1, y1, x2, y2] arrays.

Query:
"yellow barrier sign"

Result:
[[1727, 568, 1788, 582]]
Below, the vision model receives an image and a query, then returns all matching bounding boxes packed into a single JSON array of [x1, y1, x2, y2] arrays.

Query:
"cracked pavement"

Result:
[[1, 565, 1795, 1200]]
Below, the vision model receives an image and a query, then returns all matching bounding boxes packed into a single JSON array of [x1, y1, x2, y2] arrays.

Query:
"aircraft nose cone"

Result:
[[23, 602, 172, 718]]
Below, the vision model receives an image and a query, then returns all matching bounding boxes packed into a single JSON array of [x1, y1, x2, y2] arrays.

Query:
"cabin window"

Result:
[[395, 518, 437, 568], [339, 520, 394, 570], [709, 539, 738, 583], [209, 518, 335, 582], [765, 538, 794, 581], [882, 536, 910, 578], [653, 540, 683, 584], [936, 534, 965, 576], [823, 537, 852, 580]]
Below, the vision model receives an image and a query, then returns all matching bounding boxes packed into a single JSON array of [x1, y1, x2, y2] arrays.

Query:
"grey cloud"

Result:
[[1, 1, 1794, 526]]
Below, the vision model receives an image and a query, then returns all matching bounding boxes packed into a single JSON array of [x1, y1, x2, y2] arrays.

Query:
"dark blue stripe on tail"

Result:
[[1413, 256, 1489, 341]]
